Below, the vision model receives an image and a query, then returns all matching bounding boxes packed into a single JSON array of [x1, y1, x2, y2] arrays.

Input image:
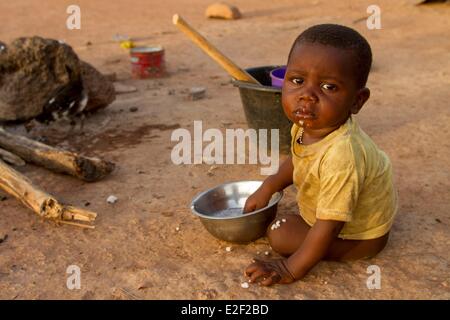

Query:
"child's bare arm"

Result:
[[260, 155, 294, 194], [243, 156, 294, 213], [245, 219, 344, 286], [286, 219, 345, 279]]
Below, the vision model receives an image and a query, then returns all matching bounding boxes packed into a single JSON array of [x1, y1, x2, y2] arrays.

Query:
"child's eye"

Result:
[[292, 78, 304, 85], [321, 83, 337, 91]]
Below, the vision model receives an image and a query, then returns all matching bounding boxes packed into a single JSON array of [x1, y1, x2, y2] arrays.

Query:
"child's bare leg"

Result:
[[267, 214, 389, 260], [267, 214, 310, 257], [325, 232, 389, 261]]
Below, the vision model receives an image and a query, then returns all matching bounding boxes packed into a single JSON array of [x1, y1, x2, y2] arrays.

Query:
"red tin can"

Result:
[[130, 46, 166, 79]]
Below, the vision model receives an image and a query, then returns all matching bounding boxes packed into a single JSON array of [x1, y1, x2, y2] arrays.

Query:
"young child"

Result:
[[243, 24, 397, 286]]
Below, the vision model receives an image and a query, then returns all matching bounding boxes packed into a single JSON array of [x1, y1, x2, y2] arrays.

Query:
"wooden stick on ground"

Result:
[[0, 127, 114, 182], [0, 159, 96, 228], [173, 14, 261, 85]]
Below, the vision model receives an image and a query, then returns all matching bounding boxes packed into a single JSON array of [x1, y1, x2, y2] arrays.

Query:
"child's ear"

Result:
[[351, 87, 370, 114]]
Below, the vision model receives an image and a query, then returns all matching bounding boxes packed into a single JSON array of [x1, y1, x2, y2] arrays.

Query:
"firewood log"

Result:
[[0, 158, 96, 228], [0, 127, 114, 182]]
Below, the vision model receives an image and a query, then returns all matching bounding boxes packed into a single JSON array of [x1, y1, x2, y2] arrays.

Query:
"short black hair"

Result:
[[288, 24, 372, 88]]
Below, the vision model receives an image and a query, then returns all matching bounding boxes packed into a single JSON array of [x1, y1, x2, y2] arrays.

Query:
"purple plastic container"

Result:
[[269, 66, 286, 88]]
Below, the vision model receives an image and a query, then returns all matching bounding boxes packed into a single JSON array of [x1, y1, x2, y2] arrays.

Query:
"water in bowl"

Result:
[[212, 207, 243, 218]]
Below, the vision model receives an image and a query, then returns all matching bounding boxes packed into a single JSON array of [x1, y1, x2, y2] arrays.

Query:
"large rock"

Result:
[[79, 61, 115, 113], [0, 37, 80, 121], [205, 2, 242, 20], [0, 36, 115, 122]]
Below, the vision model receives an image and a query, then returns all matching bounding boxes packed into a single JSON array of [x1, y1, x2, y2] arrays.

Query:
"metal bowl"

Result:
[[190, 181, 283, 244]]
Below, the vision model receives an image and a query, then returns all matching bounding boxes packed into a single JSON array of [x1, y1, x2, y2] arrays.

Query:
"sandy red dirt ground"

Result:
[[0, 0, 449, 299]]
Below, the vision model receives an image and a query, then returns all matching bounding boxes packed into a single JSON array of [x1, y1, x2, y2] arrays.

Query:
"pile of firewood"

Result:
[[0, 127, 114, 228]]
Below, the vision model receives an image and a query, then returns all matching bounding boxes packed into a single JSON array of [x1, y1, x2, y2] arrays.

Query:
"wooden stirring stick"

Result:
[[173, 14, 261, 85]]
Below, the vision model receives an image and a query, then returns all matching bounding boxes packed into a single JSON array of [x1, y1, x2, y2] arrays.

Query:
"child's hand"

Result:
[[243, 187, 273, 213], [244, 258, 296, 286]]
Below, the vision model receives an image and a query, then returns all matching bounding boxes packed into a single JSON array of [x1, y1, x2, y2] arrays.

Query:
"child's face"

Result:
[[282, 42, 369, 131]]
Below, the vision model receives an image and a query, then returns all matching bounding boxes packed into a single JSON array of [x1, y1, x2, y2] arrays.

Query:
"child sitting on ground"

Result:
[[243, 24, 398, 286]]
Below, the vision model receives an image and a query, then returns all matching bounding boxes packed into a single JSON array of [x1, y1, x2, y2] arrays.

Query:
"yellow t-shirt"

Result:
[[291, 116, 398, 240]]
